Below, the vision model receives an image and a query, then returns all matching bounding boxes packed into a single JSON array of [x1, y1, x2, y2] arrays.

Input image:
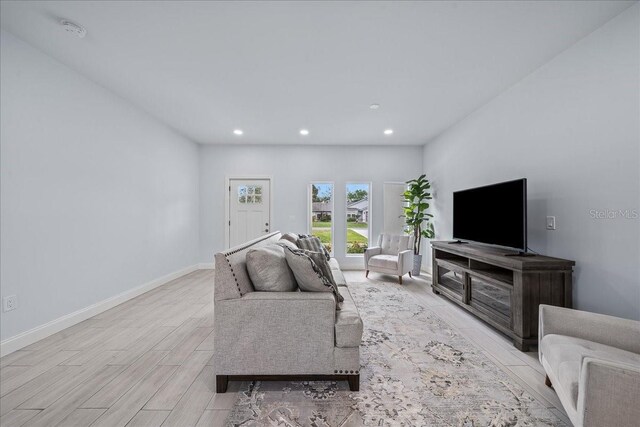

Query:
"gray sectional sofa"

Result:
[[213, 231, 363, 392]]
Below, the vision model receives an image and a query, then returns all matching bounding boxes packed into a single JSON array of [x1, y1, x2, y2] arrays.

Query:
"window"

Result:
[[346, 183, 370, 255], [309, 183, 334, 254], [237, 184, 263, 204]]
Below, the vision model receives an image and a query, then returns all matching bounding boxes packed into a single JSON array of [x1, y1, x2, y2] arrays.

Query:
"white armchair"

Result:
[[539, 305, 640, 427], [364, 234, 414, 284]]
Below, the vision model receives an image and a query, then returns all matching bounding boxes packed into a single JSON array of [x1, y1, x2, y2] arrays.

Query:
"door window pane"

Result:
[[346, 183, 370, 254], [310, 183, 333, 254], [238, 185, 247, 203], [238, 185, 264, 204]]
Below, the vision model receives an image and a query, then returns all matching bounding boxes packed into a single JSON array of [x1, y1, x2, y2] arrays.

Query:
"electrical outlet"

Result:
[[546, 216, 556, 230], [3, 295, 18, 312]]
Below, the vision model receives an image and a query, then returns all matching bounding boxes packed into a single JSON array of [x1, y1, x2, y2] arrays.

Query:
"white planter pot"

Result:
[[412, 254, 422, 276]]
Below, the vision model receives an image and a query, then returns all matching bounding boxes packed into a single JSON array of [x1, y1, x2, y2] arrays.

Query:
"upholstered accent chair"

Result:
[[213, 231, 363, 393], [364, 234, 414, 284], [539, 305, 640, 427]]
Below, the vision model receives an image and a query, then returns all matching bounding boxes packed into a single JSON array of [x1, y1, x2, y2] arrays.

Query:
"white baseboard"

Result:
[[0, 264, 206, 357], [197, 262, 215, 269]]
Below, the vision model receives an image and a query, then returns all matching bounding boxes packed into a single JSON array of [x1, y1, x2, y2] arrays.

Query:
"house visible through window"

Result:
[[309, 183, 333, 254], [346, 183, 370, 254]]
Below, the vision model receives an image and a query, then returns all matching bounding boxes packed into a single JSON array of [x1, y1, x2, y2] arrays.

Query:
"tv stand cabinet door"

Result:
[[433, 260, 468, 304], [468, 274, 511, 328]]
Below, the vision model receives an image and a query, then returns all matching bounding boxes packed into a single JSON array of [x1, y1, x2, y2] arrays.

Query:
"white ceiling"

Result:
[[1, 1, 635, 145]]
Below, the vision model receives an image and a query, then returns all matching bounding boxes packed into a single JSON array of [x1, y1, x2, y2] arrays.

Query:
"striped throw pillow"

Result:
[[297, 236, 330, 261]]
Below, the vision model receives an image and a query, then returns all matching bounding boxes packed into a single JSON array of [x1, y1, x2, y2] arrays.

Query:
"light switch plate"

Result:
[[546, 216, 556, 230]]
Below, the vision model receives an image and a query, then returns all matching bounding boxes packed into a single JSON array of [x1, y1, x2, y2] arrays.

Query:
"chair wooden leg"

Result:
[[544, 374, 552, 388], [398, 276, 403, 285], [216, 375, 229, 393], [348, 374, 360, 391], [408, 271, 412, 278], [365, 270, 369, 278]]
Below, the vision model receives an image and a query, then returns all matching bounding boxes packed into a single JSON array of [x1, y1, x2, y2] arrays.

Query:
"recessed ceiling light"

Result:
[[369, 104, 380, 110], [60, 20, 87, 39], [300, 129, 309, 136], [384, 129, 394, 135], [233, 129, 243, 135]]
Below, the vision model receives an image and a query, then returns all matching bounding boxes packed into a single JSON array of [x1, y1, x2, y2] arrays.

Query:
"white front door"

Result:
[[229, 179, 271, 247]]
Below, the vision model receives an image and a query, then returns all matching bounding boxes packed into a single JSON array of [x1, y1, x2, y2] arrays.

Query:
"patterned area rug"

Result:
[[224, 281, 565, 426]]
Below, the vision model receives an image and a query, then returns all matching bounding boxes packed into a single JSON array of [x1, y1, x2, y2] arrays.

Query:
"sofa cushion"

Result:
[[540, 334, 640, 407], [246, 244, 297, 292], [326, 258, 347, 287], [332, 269, 347, 287], [214, 232, 282, 300], [335, 288, 363, 348], [278, 238, 298, 251], [280, 232, 299, 246], [368, 254, 398, 270], [283, 246, 342, 306]]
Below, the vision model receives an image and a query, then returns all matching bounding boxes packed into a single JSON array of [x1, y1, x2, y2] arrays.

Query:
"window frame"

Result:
[[308, 181, 335, 256], [345, 181, 372, 257]]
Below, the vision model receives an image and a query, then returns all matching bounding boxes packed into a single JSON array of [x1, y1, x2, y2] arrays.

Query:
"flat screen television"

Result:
[[453, 178, 527, 251]]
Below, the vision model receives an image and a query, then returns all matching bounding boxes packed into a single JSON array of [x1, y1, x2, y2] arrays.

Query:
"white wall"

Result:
[[0, 31, 200, 343], [422, 5, 639, 320], [199, 145, 423, 269]]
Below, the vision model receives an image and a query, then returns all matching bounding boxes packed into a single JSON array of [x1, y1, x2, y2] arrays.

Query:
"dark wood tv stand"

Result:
[[430, 241, 575, 351]]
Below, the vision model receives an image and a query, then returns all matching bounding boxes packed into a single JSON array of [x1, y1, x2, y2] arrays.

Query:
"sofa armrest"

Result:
[[398, 249, 413, 275], [539, 305, 640, 359], [364, 246, 382, 267], [213, 292, 336, 375], [577, 357, 640, 427]]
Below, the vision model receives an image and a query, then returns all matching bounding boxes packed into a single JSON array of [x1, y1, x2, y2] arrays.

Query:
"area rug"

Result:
[[224, 281, 565, 426]]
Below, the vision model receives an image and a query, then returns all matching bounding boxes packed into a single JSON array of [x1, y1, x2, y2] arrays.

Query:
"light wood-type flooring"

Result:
[[0, 269, 570, 426]]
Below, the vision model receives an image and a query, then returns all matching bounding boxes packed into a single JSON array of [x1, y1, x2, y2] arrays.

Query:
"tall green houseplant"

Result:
[[404, 174, 435, 275]]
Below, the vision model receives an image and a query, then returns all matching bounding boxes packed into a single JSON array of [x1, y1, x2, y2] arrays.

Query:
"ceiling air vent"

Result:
[[60, 20, 87, 39]]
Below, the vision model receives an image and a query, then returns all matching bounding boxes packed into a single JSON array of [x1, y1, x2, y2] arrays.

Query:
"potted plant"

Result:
[[403, 174, 435, 276]]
